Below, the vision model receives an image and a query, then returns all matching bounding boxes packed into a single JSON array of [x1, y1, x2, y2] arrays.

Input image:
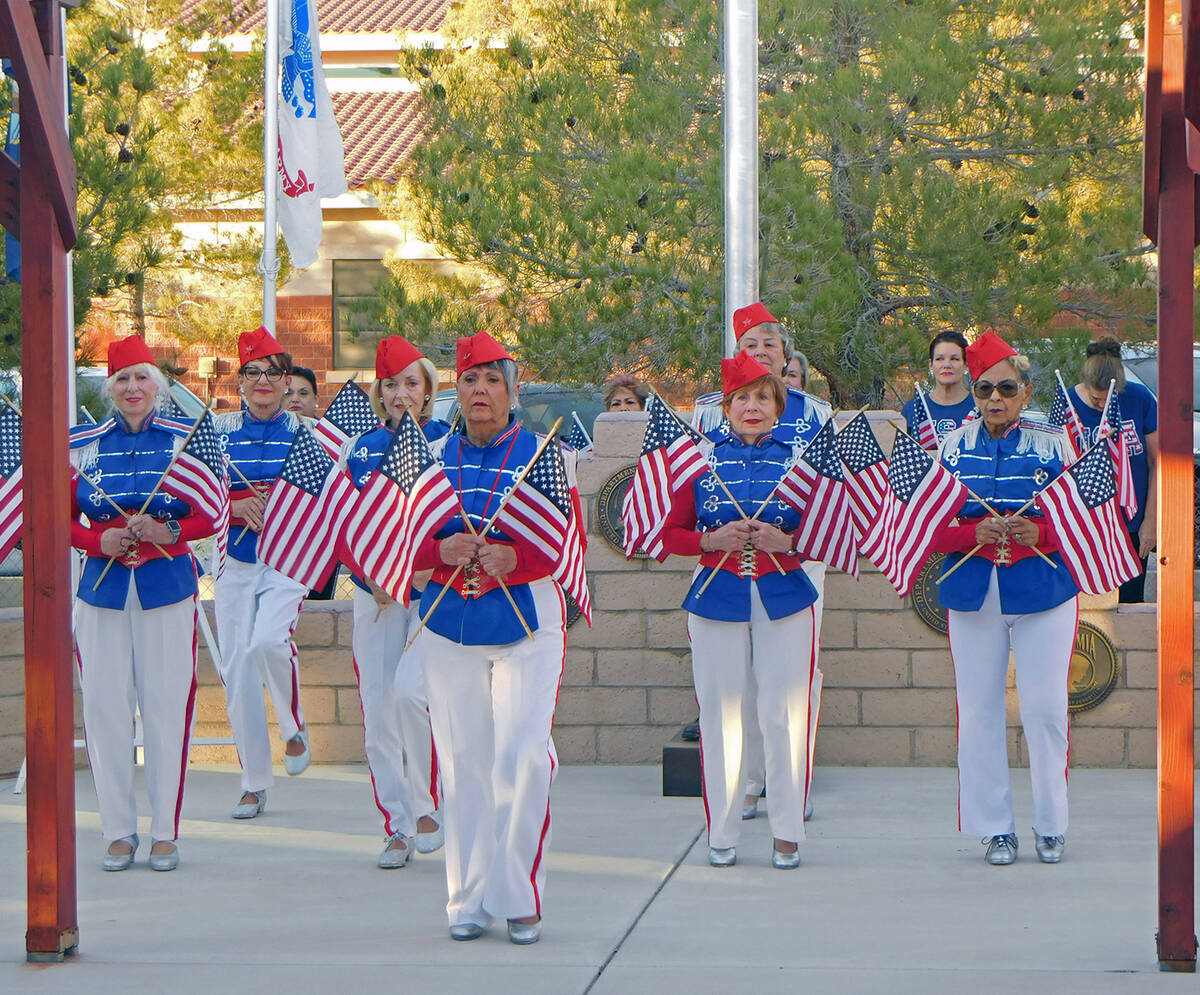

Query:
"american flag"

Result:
[[1049, 372, 1086, 461], [159, 411, 230, 576], [342, 410, 459, 604], [493, 439, 592, 624], [835, 413, 890, 545], [775, 419, 858, 576], [312, 380, 379, 458], [1037, 440, 1141, 595], [563, 411, 594, 455], [621, 395, 709, 560], [859, 431, 967, 597], [1098, 387, 1137, 519], [0, 404, 21, 562], [913, 387, 939, 451], [258, 426, 356, 589]]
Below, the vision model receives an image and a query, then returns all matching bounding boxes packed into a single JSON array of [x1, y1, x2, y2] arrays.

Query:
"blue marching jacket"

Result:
[[694, 387, 830, 448], [413, 417, 556, 646], [214, 406, 299, 563], [935, 419, 1078, 614], [345, 417, 450, 595], [660, 432, 817, 622], [70, 414, 212, 610]]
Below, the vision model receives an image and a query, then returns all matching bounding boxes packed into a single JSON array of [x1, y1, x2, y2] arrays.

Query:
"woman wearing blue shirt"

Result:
[[662, 352, 818, 871], [933, 331, 1077, 867], [213, 326, 311, 820], [345, 336, 449, 869], [71, 335, 219, 872], [1068, 338, 1158, 603], [902, 331, 976, 450]]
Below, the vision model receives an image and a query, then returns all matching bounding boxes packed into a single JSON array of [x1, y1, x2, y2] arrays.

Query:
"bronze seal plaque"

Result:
[[596, 464, 646, 558], [911, 552, 949, 635], [1068, 620, 1119, 714]]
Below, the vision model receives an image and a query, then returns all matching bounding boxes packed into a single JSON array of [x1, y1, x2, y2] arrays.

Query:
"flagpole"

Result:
[[261, 0, 280, 332]]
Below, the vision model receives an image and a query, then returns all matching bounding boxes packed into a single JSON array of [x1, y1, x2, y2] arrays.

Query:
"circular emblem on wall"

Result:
[[1068, 620, 1119, 714], [595, 464, 646, 558], [911, 552, 949, 635]]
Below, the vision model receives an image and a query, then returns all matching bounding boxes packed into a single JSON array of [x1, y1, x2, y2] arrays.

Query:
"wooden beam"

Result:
[[1146, 0, 1165, 240], [0, 0, 75, 249], [1152, 0, 1198, 973], [0, 148, 18, 240], [21, 0, 76, 963]]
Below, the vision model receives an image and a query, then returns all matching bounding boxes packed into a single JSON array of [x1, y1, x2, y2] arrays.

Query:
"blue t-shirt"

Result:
[[1067, 382, 1157, 534], [901, 393, 976, 448]]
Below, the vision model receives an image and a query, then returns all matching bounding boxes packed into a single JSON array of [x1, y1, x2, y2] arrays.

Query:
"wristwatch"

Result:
[[164, 519, 182, 543]]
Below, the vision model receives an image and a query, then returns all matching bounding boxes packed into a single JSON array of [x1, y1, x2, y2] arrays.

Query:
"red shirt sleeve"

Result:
[[658, 486, 703, 558]]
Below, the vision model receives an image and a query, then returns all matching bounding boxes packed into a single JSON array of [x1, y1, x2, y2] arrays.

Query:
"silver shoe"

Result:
[[708, 846, 736, 868], [283, 730, 311, 776], [415, 816, 444, 854], [771, 844, 801, 870], [378, 833, 412, 869], [103, 834, 138, 872], [741, 800, 758, 821], [507, 919, 542, 945], [449, 923, 485, 941], [1035, 833, 1065, 863], [984, 834, 1018, 865], [148, 841, 179, 872], [232, 790, 267, 819]]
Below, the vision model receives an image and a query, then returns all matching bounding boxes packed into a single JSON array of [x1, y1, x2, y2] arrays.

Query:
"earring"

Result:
[[424, 394, 430, 402]]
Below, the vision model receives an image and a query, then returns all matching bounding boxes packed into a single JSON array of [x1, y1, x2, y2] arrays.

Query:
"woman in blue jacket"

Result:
[[345, 336, 448, 869], [662, 351, 818, 871], [71, 335, 218, 872], [933, 331, 1078, 867]]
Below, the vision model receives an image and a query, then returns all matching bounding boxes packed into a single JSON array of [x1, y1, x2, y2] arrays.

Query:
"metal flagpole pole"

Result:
[[723, 0, 758, 357], [261, 0, 280, 332]]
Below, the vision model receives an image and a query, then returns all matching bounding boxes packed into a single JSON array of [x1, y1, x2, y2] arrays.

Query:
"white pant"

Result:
[[948, 569, 1077, 838], [744, 560, 825, 801], [690, 583, 815, 849], [213, 557, 307, 793], [351, 587, 439, 837], [75, 586, 198, 843], [418, 578, 565, 927]]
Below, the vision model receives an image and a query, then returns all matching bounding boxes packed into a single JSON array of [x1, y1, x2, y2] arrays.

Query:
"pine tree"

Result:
[[384, 0, 1147, 404]]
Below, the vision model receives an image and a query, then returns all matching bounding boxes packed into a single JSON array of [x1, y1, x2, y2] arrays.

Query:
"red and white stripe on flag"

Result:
[[776, 421, 858, 576], [859, 432, 967, 597], [342, 413, 460, 605], [0, 466, 21, 563], [257, 428, 356, 589], [1037, 442, 1141, 595], [914, 389, 938, 451], [834, 414, 890, 546]]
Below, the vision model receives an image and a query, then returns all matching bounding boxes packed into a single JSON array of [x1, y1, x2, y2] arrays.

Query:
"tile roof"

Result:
[[182, 0, 449, 35], [334, 91, 427, 188]]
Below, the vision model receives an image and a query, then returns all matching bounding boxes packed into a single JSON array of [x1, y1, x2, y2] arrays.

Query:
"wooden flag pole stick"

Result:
[[93, 412, 208, 590], [936, 493, 1039, 586], [694, 490, 779, 598], [404, 419, 564, 652], [74, 467, 174, 561]]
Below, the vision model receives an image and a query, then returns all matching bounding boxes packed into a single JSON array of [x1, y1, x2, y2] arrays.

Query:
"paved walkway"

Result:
[[0, 764, 1194, 993]]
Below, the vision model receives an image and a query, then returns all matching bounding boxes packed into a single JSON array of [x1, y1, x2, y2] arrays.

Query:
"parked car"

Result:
[[433, 382, 605, 438]]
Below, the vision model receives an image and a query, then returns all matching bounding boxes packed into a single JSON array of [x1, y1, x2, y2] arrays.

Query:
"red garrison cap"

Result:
[[107, 334, 156, 377], [375, 336, 424, 380], [455, 331, 513, 377], [732, 302, 779, 340], [966, 330, 1018, 382], [238, 326, 286, 368], [721, 350, 774, 397]]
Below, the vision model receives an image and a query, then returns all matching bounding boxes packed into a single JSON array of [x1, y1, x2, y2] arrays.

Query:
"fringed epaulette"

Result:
[[429, 433, 451, 460], [1015, 418, 1070, 463], [68, 418, 115, 471], [937, 419, 982, 461], [211, 410, 244, 436], [337, 431, 362, 472]]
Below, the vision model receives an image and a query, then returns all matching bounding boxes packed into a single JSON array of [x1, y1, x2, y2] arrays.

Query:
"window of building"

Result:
[[332, 259, 390, 369]]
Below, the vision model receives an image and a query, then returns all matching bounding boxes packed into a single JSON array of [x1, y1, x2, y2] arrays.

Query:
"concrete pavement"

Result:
[[0, 763, 1195, 993]]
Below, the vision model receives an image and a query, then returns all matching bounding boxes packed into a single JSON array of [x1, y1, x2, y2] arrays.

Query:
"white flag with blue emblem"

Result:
[[277, 0, 346, 269]]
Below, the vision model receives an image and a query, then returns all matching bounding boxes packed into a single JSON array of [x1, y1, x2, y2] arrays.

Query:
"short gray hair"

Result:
[[104, 362, 171, 413]]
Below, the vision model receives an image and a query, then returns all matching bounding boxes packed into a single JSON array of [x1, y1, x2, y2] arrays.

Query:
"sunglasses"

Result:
[[972, 379, 1021, 399], [240, 365, 285, 383]]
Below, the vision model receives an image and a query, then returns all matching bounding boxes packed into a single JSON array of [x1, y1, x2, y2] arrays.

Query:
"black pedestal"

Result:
[[662, 733, 702, 797]]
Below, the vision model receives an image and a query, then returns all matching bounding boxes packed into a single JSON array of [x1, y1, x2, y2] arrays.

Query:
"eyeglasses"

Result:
[[972, 379, 1021, 399], [240, 365, 284, 383]]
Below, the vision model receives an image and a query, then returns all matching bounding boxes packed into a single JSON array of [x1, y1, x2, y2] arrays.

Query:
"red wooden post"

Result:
[[18, 0, 77, 962], [1148, 0, 1198, 972]]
